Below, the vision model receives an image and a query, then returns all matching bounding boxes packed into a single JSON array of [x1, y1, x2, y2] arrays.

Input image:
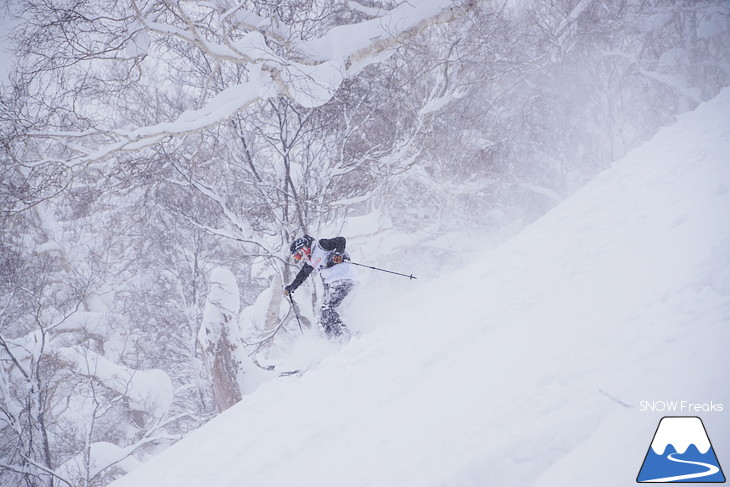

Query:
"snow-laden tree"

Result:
[[3, 0, 467, 213], [198, 266, 242, 412], [1, 1, 479, 484], [0, 207, 177, 487], [383, 0, 730, 230], [2, 1, 730, 486]]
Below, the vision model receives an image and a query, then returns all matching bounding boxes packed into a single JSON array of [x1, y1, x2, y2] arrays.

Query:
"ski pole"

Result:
[[350, 262, 417, 280], [288, 294, 304, 334]]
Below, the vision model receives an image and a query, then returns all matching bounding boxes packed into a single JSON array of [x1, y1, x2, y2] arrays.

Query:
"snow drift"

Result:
[[109, 89, 730, 486]]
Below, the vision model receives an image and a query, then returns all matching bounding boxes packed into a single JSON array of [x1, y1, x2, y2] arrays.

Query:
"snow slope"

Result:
[[110, 89, 730, 487]]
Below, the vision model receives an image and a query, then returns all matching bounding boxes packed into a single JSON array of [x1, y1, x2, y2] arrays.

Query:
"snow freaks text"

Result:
[[640, 401, 724, 413]]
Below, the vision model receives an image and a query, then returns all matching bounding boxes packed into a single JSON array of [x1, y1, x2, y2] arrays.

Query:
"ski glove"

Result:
[[331, 253, 344, 264], [283, 285, 294, 296]]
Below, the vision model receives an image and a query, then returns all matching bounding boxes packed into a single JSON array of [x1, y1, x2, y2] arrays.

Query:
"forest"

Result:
[[1, 1, 729, 486]]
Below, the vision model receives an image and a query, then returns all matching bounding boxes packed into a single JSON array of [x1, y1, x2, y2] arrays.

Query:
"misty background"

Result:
[[1, 1, 729, 486]]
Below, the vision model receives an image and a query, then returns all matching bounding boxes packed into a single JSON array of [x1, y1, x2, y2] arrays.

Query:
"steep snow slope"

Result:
[[110, 89, 730, 487]]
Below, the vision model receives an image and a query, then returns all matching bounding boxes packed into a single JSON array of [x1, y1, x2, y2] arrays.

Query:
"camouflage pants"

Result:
[[320, 279, 355, 338]]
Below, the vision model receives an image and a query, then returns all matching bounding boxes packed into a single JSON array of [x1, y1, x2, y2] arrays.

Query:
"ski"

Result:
[[278, 369, 304, 377], [252, 358, 305, 377]]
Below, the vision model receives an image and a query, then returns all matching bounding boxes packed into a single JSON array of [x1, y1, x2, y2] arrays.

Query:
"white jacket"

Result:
[[307, 241, 358, 284]]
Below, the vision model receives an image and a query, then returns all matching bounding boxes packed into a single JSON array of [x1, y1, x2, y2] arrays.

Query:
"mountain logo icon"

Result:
[[637, 416, 726, 483]]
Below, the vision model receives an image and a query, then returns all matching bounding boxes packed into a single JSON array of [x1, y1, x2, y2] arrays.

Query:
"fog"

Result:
[[1, 1, 729, 485]]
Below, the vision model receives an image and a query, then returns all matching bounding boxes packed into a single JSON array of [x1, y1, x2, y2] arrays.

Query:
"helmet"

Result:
[[289, 234, 314, 255]]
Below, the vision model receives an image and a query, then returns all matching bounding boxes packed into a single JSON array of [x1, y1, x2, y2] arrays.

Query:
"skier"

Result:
[[284, 235, 358, 339]]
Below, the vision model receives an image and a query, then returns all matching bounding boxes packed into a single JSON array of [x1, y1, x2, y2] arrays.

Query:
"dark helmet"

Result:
[[289, 234, 314, 255]]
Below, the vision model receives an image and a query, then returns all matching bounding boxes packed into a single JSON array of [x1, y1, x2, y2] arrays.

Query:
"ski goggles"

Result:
[[292, 248, 310, 261]]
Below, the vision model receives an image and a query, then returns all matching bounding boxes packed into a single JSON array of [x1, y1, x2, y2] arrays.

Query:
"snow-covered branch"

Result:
[[25, 0, 466, 171]]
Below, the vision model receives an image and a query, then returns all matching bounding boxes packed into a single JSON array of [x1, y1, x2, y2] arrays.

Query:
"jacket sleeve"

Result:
[[318, 237, 346, 253], [289, 263, 314, 291]]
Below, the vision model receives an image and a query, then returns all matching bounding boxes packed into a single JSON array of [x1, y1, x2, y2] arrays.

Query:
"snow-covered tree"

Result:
[[199, 267, 242, 412], [1, 1, 729, 485]]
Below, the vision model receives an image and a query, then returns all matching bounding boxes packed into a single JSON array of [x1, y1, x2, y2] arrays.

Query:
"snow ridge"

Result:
[[651, 417, 712, 455]]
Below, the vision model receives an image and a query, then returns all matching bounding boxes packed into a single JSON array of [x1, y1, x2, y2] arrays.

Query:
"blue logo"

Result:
[[637, 416, 725, 483]]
